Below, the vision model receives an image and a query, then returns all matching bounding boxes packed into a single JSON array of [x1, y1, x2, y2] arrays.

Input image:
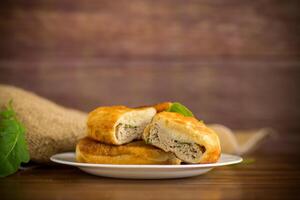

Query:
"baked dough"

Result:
[[143, 112, 221, 164], [87, 106, 156, 145], [76, 137, 181, 165], [152, 102, 172, 113], [137, 102, 172, 113]]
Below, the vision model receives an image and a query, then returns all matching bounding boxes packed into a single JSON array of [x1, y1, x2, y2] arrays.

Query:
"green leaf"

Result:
[[0, 100, 30, 177], [241, 158, 256, 165], [166, 102, 194, 117], [230, 158, 256, 167]]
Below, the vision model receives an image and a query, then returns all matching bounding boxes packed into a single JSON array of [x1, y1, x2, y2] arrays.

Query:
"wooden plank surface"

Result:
[[1, 0, 300, 59], [1, 0, 300, 131], [1, 60, 300, 132], [1, 133, 300, 200]]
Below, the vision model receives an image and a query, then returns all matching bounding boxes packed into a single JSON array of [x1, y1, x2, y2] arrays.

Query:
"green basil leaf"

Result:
[[230, 158, 255, 167], [241, 158, 256, 165], [166, 102, 194, 117], [0, 100, 30, 177]]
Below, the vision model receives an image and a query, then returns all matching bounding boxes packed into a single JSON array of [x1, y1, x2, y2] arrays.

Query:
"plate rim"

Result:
[[50, 152, 243, 168]]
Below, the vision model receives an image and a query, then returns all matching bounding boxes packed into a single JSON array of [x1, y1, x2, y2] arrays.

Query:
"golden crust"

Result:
[[87, 106, 129, 145], [136, 102, 172, 113], [87, 106, 155, 145], [76, 137, 181, 165], [153, 102, 172, 113], [144, 112, 221, 163]]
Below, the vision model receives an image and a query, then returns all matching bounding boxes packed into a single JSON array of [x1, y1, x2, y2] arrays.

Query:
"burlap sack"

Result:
[[209, 124, 274, 155], [0, 84, 87, 163]]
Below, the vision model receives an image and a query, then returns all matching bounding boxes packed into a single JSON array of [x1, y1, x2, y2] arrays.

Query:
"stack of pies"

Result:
[[76, 102, 221, 165]]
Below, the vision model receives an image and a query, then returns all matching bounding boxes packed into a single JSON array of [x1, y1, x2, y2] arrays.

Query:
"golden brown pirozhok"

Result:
[[76, 137, 181, 165], [143, 112, 221, 164], [87, 106, 156, 145]]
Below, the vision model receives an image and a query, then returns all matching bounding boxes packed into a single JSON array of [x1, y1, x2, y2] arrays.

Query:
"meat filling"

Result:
[[147, 124, 205, 163], [116, 123, 144, 143]]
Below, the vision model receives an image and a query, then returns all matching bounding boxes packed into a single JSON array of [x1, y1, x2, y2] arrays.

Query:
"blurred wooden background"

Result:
[[0, 0, 300, 132]]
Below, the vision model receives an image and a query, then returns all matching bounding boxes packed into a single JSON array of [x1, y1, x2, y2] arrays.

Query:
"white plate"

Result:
[[50, 153, 242, 179]]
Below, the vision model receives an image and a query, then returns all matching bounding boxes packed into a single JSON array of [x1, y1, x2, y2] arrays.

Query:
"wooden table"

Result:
[[1, 134, 300, 200]]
